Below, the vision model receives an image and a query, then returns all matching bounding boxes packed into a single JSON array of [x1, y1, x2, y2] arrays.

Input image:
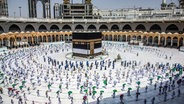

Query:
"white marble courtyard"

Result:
[[0, 41, 184, 104]]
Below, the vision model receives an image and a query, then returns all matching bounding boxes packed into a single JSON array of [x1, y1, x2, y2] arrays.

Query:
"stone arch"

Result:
[[166, 37, 172, 47], [16, 37, 22, 47], [50, 25, 59, 31], [38, 36, 42, 43], [51, 35, 55, 42], [137, 35, 142, 41], [166, 24, 179, 33], [22, 36, 28, 46], [148, 36, 153, 45], [0, 26, 4, 33], [75, 24, 84, 31], [60, 34, 64, 41], [9, 37, 15, 48], [56, 34, 59, 41], [111, 25, 119, 31], [64, 34, 69, 41], [160, 36, 165, 46], [122, 24, 132, 31], [108, 35, 112, 41], [122, 35, 126, 42], [105, 35, 108, 40], [154, 36, 158, 46], [150, 24, 161, 33], [33, 36, 38, 45], [9, 24, 21, 32], [118, 35, 121, 41], [39, 25, 47, 32], [47, 35, 51, 42], [69, 34, 72, 41], [87, 25, 97, 31], [2, 37, 9, 47], [27, 37, 32, 46], [114, 35, 118, 41], [62, 25, 71, 31], [172, 37, 178, 48], [127, 35, 131, 42], [143, 36, 147, 45], [135, 24, 146, 31], [179, 37, 183, 46], [43, 36, 47, 42], [25, 24, 35, 32], [132, 35, 136, 40], [99, 25, 108, 31]]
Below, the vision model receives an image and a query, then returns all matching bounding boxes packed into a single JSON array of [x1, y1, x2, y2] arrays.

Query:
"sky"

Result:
[[8, 0, 178, 18]]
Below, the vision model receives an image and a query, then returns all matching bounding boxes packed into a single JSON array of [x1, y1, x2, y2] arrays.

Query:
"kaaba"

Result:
[[72, 32, 102, 57]]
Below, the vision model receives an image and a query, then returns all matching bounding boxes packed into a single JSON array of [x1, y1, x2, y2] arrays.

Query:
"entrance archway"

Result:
[[16, 37, 21, 47], [166, 37, 172, 47], [122, 35, 126, 42], [160, 37, 165, 46], [9, 38, 15, 48], [143, 36, 147, 45], [148, 36, 153, 45], [38, 36, 42, 43], [43, 36, 46, 42], [108, 35, 112, 41], [114, 35, 118, 41], [172, 37, 178, 48], [154, 36, 158, 46], [47, 35, 51, 42], [137, 36, 141, 42], [105, 35, 108, 40], [3, 38, 9, 47], [127, 36, 131, 42], [28, 37, 33, 46]]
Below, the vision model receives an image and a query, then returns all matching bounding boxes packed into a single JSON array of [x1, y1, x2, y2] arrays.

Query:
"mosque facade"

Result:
[[0, 0, 184, 49]]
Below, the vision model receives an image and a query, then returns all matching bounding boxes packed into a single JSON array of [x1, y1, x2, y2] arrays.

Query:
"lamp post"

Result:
[[19, 6, 21, 17]]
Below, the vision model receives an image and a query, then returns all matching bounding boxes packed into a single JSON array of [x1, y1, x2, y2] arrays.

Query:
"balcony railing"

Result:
[[0, 16, 184, 23]]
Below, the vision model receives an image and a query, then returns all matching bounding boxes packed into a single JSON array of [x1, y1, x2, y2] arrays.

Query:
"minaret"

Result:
[[54, 3, 60, 18], [161, 0, 167, 10], [162, 0, 166, 4], [45, 2, 51, 18], [0, 0, 8, 17]]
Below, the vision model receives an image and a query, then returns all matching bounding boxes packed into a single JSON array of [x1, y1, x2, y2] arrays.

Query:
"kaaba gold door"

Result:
[[90, 42, 94, 55]]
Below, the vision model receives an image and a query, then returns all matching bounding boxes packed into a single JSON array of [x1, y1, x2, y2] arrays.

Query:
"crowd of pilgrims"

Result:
[[0, 42, 183, 104]]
